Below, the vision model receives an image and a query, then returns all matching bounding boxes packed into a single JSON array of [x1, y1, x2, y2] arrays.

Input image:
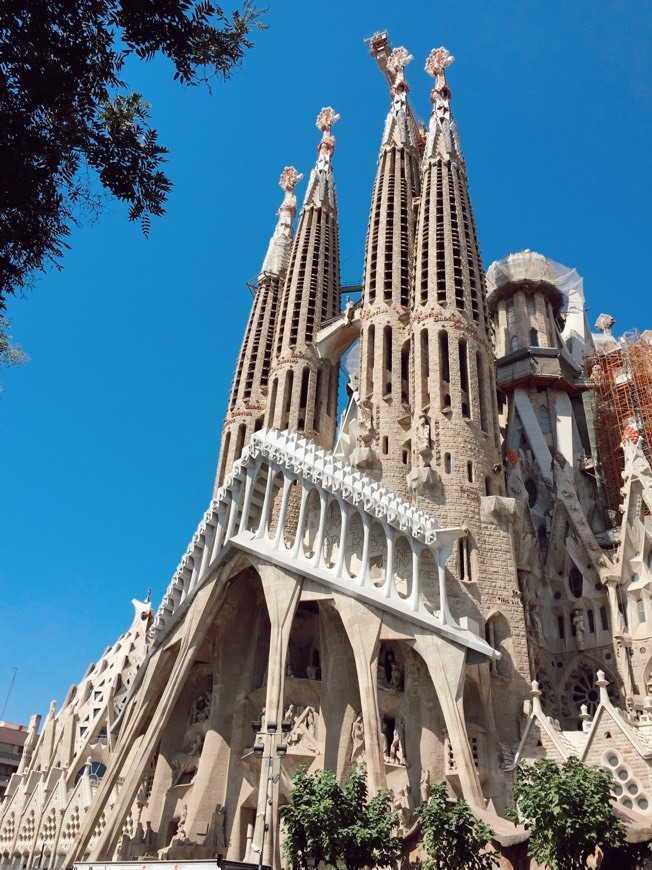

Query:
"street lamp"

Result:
[[250, 718, 292, 870]]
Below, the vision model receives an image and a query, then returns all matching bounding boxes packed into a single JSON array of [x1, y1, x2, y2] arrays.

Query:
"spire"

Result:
[[265, 108, 341, 448], [215, 168, 302, 491], [381, 46, 421, 149], [260, 166, 303, 276], [423, 46, 462, 161], [302, 107, 339, 210], [354, 45, 422, 495], [409, 44, 503, 510]]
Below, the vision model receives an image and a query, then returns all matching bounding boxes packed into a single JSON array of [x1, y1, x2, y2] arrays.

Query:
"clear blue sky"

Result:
[[2, 0, 651, 726]]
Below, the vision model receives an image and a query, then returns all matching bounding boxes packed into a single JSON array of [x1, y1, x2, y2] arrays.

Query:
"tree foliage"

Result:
[[415, 781, 500, 870], [279, 765, 401, 870], [0, 0, 263, 302], [508, 756, 625, 870], [0, 314, 28, 371]]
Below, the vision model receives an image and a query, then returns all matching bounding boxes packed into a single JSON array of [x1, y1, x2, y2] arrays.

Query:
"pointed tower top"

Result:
[[425, 46, 455, 119], [386, 46, 413, 109], [260, 166, 303, 276], [315, 107, 339, 172]]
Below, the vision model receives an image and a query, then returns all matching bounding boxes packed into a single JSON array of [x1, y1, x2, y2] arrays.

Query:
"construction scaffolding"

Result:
[[586, 330, 652, 514]]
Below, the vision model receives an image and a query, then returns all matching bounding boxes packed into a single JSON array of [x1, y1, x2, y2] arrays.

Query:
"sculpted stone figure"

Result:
[[351, 713, 365, 761], [171, 732, 203, 787], [202, 805, 226, 857], [419, 768, 431, 804], [572, 609, 586, 650], [190, 690, 211, 725]]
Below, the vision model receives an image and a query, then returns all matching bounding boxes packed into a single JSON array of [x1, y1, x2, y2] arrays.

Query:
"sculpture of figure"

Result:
[[172, 805, 188, 844], [171, 733, 204, 787], [344, 296, 354, 326], [357, 400, 373, 447], [389, 721, 406, 765], [389, 662, 403, 692], [117, 832, 131, 860], [572, 609, 585, 650], [528, 604, 543, 642], [304, 706, 316, 736], [383, 647, 396, 684], [190, 690, 211, 725], [393, 787, 411, 831], [284, 703, 296, 729], [306, 649, 321, 681], [416, 414, 433, 465], [202, 805, 227, 857], [351, 713, 365, 761], [419, 769, 431, 804], [143, 821, 155, 855]]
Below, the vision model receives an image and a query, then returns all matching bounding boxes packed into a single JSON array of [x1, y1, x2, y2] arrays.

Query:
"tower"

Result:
[[264, 108, 341, 450], [409, 48, 503, 529], [354, 43, 422, 495], [215, 167, 302, 491]]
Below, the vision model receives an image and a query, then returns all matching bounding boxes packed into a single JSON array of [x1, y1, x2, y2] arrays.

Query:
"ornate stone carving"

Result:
[[572, 609, 585, 650], [315, 107, 339, 171], [171, 731, 204, 787], [425, 46, 455, 77], [351, 713, 365, 761], [386, 46, 413, 112], [279, 166, 303, 194]]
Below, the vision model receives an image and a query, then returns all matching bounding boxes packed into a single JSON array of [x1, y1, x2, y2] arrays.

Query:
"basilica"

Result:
[[3, 32, 652, 869]]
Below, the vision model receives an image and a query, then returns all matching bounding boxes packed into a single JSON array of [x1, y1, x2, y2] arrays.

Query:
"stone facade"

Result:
[[3, 32, 652, 870]]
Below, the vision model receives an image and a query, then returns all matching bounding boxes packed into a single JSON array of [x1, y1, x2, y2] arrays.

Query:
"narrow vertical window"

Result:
[[439, 331, 450, 411], [366, 325, 375, 399], [600, 606, 609, 630], [268, 377, 278, 425], [298, 366, 309, 430], [467, 461, 473, 482], [558, 615, 565, 639], [401, 342, 409, 404], [314, 369, 323, 433], [218, 431, 231, 486], [530, 328, 539, 347], [459, 338, 469, 416], [420, 329, 429, 408], [444, 452, 452, 474], [234, 423, 246, 462], [477, 352, 488, 433], [383, 326, 392, 396], [281, 369, 294, 429], [539, 405, 551, 434]]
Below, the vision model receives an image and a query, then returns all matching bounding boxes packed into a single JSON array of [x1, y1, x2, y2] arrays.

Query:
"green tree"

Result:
[[508, 756, 625, 870], [280, 765, 401, 870], [415, 781, 500, 870], [0, 0, 264, 301], [0, 314, 28, 372]]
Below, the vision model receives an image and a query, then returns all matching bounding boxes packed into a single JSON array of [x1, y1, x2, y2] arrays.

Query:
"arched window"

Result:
[[539, 405, 551, 434], [569, 567, 583, 598], [74, 762, 107, 785], [444, 453, 452, 474], [529, 328, 539, 347]]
